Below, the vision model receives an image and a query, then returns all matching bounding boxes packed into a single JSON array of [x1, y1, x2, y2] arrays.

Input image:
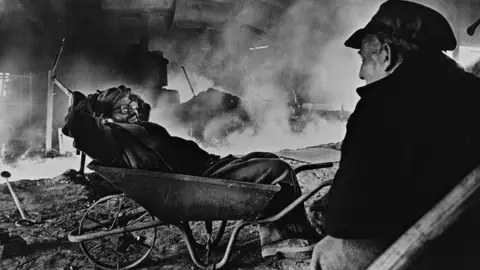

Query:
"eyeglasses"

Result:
[[113, 100, 138, 114]]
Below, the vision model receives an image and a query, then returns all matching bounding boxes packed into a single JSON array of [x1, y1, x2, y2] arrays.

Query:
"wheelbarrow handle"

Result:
[[294, 162, 335, 174]]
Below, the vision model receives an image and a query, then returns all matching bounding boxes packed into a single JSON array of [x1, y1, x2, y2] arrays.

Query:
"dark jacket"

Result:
[[324, 51, 480, 243], [62, 92, 218, 176]]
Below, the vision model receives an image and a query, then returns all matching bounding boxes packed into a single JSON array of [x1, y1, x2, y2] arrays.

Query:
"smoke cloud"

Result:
[[0, 0, 463, 162], [149, 0, 375, 154], [1, 155, 92, 182]]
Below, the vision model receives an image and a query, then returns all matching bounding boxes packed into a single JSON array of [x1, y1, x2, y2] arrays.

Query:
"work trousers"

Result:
[[203, 152, 318, 245]]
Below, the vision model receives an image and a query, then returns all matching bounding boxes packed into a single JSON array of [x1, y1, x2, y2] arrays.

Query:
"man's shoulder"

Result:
[[107, 121, 156, 132], [108, 122, 170, 142], [135, 121, 171, 135], [136, 121, 165, 129]]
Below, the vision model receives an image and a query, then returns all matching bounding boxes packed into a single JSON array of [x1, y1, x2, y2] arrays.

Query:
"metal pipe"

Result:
[[181, 66, 196, 96], [294, 162, 334, 174], [46, 37, 67, 154], [1, 171, 36, 226], [53, 77, 72, 95], [53, 77, 73, 106], [29, 72, 33, 124], [467, 16, 480, 36], [45, 70, 54, 153], [2, 173, 27, 219], [51, 37, 66, 72]]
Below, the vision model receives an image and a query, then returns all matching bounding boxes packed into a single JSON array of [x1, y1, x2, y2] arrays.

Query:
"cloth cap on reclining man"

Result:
[[344, 0, 457, 51], [92, 85, 151, 121]]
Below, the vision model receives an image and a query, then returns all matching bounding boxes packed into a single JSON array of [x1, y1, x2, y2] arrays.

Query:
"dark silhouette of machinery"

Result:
[[124, 35, 169, 90], [122, 35, 181, 113]]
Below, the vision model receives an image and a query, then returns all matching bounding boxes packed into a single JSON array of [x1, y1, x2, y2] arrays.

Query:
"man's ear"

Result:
[[380, 43, 392, 69], [381, 42, 398, 72]]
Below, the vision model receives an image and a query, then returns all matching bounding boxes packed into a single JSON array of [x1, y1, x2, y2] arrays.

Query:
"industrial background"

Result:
[[0, 0, 479, 156]]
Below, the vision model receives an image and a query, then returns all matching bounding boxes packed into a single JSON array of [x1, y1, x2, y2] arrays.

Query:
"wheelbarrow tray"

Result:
[[72, 162, 334, 270], [88, 164, 281, 221]]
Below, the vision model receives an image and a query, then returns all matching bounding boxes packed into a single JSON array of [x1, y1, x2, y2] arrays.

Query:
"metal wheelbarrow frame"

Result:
[[68, 162, 334, 270]]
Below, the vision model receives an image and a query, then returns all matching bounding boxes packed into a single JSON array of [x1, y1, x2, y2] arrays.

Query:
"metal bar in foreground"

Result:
[[367, 165, 480, 270]]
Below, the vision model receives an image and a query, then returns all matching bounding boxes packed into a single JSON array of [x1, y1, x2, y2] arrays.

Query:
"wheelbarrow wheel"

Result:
[[78, 194, 157, 270]]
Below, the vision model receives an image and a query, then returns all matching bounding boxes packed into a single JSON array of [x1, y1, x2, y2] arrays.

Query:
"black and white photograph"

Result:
[[0, 0, 479, 269]]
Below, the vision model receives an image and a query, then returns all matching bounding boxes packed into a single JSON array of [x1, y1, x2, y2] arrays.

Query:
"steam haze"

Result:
[[152, 0, 376, 154], [0, 0, 463, 162]]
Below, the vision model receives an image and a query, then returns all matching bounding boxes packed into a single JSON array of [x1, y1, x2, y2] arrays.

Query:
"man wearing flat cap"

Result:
[[309, 1, 480, 269]]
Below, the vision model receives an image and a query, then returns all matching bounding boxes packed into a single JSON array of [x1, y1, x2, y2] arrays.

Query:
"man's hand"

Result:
[[71, 91, 87, 107], [86, 91, 101, 115], [65, 91, 99, 123]]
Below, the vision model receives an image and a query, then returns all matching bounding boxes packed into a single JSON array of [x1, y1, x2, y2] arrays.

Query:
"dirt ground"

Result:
[[0, 151, 338, 270]]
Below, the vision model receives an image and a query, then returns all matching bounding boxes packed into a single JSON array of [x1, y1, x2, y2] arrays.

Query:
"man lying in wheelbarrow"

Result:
[[62, 86, 321, 259], [308, 1, 480, 269]]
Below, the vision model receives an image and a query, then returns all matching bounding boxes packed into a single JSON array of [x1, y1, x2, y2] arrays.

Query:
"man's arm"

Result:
[[63, 91, 121, 163], [324, 91, 415, 240]]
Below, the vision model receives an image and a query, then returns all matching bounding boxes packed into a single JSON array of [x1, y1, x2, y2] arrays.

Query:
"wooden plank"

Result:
[[366, 165, 480, 270]]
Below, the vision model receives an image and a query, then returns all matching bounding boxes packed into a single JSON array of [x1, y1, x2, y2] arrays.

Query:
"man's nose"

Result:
[[130, 108, 138, 115]]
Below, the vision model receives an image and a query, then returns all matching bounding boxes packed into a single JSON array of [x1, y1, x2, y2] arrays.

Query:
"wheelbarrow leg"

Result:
[[182, 221, 227, 250], [78, 151, 86, 175], [176, 220, 253, 270]]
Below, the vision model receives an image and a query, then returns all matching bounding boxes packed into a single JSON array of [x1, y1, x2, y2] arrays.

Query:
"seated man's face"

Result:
[[111, 95, 139, 123], [358, 34, 391, 85]]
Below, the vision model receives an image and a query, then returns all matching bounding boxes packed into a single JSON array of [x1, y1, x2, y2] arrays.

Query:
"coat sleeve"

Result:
[[62, 91, 122, 163], [137, 122, 218, 175], [324, 91, 416, 240]]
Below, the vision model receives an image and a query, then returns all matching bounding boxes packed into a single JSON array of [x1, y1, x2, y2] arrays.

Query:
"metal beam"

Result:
[[29, 72, 33, 124], [45, 37, 69, 154], [53, 78, 73, 106], [45, 70, 54, 153]]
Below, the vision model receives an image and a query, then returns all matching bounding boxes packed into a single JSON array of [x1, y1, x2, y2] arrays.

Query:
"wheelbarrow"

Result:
[[68, 162, 334, 270]]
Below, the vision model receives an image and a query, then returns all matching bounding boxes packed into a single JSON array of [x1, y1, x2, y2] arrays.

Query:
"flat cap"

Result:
[[93, 85, 132, 117], [345, 0, 457, 51]]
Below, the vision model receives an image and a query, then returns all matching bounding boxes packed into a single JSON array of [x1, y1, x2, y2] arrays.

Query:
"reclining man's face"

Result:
[[111, 96, 139, 123]]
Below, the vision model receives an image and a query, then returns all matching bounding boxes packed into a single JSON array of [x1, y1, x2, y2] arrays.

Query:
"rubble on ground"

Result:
[[0, 147, 338, 270]]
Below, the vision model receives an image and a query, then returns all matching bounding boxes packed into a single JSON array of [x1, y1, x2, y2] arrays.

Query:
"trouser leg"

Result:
[[204, 152, 319, 245]]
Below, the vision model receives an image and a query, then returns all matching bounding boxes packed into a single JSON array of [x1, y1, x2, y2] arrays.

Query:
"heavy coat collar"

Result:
[[355, 51, 463, 99]]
